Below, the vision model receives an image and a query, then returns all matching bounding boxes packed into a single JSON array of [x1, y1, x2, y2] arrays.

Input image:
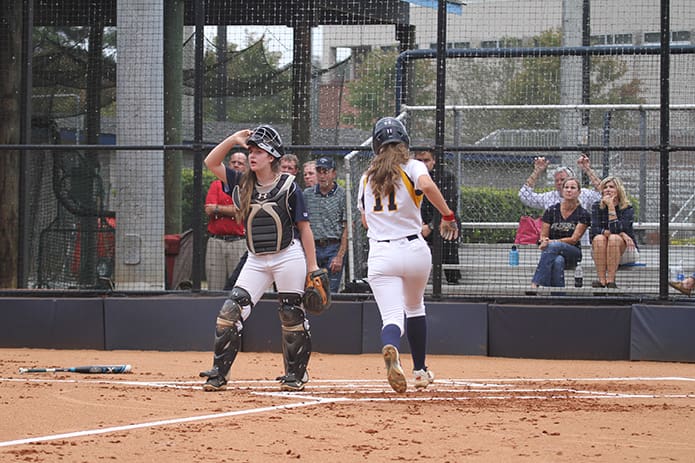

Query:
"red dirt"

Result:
[[1, 349, 694, 462]]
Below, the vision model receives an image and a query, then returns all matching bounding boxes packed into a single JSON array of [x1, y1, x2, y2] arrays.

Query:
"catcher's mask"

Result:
[[247, 125, 285, 159], [371, 117, 409, 155]]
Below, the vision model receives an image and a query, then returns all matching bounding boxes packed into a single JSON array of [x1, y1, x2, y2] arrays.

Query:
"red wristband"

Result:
[[442, 213, 455, 222]]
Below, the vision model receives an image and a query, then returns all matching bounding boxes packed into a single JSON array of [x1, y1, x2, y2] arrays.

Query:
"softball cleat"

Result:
[[413, 369, 435, 389], [382, 344, 407, 393]]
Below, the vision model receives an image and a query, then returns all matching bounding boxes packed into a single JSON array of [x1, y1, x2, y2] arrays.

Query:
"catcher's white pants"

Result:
[[235, 239, 307, 320], [367, 236, 431, 336]]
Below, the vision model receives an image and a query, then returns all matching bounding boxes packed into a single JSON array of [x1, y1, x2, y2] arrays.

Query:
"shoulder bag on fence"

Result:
[[514, 216, 543, 245]]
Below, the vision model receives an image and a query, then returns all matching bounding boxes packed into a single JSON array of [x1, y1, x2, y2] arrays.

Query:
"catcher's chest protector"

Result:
[[246, 174, 295, 255]]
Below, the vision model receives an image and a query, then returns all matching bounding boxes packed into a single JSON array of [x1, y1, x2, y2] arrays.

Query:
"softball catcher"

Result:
[[200, 125, 321, 392]]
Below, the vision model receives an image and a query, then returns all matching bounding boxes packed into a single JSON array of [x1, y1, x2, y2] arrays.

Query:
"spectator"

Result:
[[589, 176, 639, 289], [414, 149, 460, 284], [204, 149, 247, 290], [304, 157, 347, 293], [280, 153, 299, 175], [670, 274, 694, 296], [530, 177, 591, 290], [520, 154, 601, 245], [303, 160, 317, 188]]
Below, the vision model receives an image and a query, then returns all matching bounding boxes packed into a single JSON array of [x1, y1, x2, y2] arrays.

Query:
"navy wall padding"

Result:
[[3, 296, 693, 363], [242, 300, 365, 354], [240, 299, 282, 353], [630, 304, 695, 362], [362, 301, 489, 355], [488, 304, 631, 360], [362, 301, 389, 353], [104, 297, 219, 350], [307, 301, 363, 354], [428, 303, 488, 355], [0, 298, 104, 349]]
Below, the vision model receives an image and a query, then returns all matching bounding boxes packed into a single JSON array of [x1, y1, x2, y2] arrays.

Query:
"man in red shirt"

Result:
[[204, 149, 247, 290]]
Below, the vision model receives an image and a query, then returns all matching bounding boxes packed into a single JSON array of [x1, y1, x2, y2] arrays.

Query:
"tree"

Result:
[[198, 36, 292, 124], [342, 49, 435, 131], [447, 29, 645, 143]]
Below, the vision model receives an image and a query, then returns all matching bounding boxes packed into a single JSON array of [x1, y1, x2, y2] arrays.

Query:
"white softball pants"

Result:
[[367, 236, 431, 336], [235, 239, 307, 321]]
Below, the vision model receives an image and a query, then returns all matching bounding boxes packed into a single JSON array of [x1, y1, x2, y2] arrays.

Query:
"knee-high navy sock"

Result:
[[380, 324, 401, 350], [406, 316, 427, 371]]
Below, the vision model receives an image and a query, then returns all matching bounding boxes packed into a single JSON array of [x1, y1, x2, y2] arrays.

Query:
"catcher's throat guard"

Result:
[[302, 268, 332, 315]]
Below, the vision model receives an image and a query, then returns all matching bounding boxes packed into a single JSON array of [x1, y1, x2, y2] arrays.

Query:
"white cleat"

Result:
[[382, 344, 407, 393], [413, 369, 435, 389]]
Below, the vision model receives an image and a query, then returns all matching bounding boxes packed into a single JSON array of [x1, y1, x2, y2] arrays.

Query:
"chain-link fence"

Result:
[[1, 0, 694, 299]]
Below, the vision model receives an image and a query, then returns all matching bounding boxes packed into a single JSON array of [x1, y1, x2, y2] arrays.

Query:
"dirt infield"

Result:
[[1, 348, 694, 462]]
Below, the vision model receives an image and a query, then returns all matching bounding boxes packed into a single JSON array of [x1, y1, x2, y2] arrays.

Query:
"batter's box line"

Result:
[[0, 397, 344, 449]]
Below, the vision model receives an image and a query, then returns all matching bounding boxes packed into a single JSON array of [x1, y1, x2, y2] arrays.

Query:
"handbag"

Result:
[[514, 216, 543, 245]]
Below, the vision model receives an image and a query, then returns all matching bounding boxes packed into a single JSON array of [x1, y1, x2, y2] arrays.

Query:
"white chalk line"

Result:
[[0, 396, 345, 449], [1, 375, 694, 449]]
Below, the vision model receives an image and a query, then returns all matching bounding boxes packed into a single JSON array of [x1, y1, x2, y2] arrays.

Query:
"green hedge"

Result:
[[459, 186, 640, 244], [459, 186, 546, 244]]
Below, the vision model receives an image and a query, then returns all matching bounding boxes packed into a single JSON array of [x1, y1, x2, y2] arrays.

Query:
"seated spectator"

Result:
[[530, 177, 591, 289], [589, 176, 639, 289], [520, 154, 601, 245], [670, 274, 695, 296], [303, 160, 317, 188]]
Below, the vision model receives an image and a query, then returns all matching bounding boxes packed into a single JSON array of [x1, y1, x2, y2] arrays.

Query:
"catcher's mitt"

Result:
[[302, 268, 332, 315]]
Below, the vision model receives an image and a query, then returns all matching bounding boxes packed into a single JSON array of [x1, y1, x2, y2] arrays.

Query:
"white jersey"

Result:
[[358, 159, 428, 241]]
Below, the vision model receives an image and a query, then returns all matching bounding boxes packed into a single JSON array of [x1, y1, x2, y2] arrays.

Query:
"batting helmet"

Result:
[[247, 125, 284, 159], [371, 117, 410, 154]]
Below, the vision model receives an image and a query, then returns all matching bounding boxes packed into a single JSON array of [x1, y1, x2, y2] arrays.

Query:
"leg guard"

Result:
[[278, 293, 311, 391], [201, 287, 251, 391]]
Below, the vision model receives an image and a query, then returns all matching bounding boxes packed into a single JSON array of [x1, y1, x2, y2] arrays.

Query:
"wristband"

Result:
[[442, 213, 455, 222]]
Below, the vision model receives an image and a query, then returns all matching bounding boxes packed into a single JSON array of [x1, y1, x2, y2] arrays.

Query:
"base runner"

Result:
[[358, 117, 459, 393]]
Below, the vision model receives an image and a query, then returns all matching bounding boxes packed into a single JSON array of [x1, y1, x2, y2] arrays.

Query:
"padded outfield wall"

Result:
[[0, 297, 693, 363]]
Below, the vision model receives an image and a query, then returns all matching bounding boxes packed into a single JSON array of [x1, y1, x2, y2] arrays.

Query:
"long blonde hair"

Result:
[[234, 156, 281, 222], [598, 176, 629, 210], [365, 143, 411, 198]]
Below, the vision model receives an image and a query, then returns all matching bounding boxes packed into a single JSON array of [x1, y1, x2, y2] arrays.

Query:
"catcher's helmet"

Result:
[[247, 125, 284, 159], [371, 117, 409, 154]]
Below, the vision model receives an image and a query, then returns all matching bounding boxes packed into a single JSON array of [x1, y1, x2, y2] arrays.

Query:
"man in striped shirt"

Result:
[[303, 157, 347, 293]]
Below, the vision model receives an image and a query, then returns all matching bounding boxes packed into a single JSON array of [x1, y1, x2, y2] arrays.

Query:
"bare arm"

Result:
[[565, 222, 588, 245], [538, 222, 551, 250], [418, 174, 458, 240], [525, 157, 550, 188], [330, 225, 348, 273], [418, 175, 455, 219], [297, 221, 319, 272], [204, 202, 238, 217], [577, 154, 602, 189], [204, 129, 251, 182]]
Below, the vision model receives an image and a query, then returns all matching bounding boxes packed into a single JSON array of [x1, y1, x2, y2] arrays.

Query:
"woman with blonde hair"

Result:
[[358, 117, 458, 393], [589, 176, 638, 288]]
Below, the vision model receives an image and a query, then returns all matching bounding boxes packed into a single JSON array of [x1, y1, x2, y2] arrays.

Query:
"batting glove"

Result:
[[439, 213, 459, 241]]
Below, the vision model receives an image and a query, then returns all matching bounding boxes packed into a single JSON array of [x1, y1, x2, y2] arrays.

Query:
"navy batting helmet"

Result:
[[371, 117, 409, 154], [247, 125, 284, 159]]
